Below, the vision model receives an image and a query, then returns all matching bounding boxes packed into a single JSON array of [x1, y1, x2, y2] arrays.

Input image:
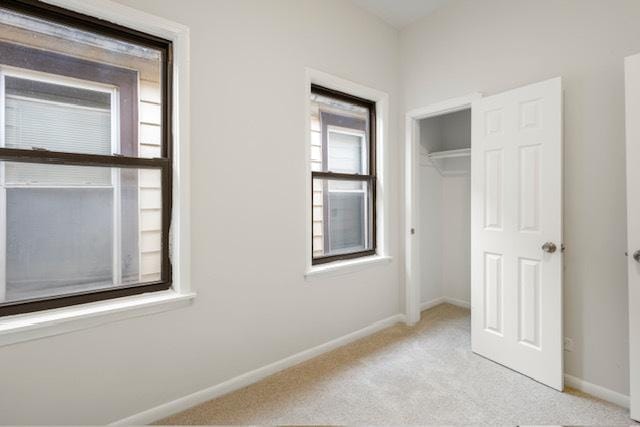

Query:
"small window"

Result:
[[310, 85, 376, 264], [0, 1, 172, 316]]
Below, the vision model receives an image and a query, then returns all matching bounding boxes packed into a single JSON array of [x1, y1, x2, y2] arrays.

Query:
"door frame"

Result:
[[625, 52, 640, 421], [403, 93, 482, 325]]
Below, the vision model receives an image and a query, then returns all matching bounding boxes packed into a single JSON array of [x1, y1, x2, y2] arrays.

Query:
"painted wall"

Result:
[[420, 109, 471, 153], [441, 175, 470, 304], [419, 159, 443, 304], [0, 0, 401, 424], [401, 0, 640, 396], [419, 114, 471, 308]]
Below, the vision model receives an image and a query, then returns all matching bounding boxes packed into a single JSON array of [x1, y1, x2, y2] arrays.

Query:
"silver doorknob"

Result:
[[542, 242, 557, 253], [633, 250, 640, 263]]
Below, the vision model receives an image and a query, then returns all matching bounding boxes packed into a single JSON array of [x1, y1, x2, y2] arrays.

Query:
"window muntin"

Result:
[[0, 1, 172, 317], [310, 85, 376, 264]]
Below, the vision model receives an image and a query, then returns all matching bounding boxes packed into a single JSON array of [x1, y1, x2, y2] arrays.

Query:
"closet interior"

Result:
[[419, 108, 472, 309]]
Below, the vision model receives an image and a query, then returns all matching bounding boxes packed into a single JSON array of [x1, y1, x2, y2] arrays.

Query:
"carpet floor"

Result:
[[157, 304, 635, 425]]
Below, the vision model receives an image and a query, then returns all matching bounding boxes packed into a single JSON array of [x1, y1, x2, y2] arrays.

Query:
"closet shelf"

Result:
[[428, 148, 471, 159]]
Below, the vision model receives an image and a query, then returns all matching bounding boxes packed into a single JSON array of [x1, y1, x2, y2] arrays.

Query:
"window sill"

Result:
[[0, 290, 195, 347], [305, 255, 392, 280]]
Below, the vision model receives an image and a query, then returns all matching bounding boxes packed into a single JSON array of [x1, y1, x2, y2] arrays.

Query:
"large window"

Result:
[[310, 85, 376, 264], [0, 0, 172, 316]]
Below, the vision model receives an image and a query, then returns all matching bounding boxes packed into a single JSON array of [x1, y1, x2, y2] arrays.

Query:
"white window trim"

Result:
[[0, 0, 193, 347], [305, 254, 392, 280], [304, 68, 392, 279]]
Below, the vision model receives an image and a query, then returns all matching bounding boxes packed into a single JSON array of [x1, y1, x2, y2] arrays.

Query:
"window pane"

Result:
[[0, 162, 163, 304], [0, 6, 164, 158], [5, 76, 112, 155], [327, 130, 365, 174], [312, 178, 373, 258], [310, 92, 370, 174]]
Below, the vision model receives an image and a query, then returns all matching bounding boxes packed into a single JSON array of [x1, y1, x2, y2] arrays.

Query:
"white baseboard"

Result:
[[111, 309, 630, 425], [443, 297, 470, 309], [420, 296, 470, 311], [564, 374, 630, 409], [418, 299, 627, 409], [420, 297, 445, 311], [110, 313, 406, 425]]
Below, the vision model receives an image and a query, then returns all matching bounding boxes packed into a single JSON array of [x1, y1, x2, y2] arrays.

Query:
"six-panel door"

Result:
[[471, 77, 564, 390]]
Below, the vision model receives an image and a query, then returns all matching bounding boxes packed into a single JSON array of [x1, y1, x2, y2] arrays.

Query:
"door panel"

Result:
[[625, 52, 640, 422], [471, 77, 563, 390]]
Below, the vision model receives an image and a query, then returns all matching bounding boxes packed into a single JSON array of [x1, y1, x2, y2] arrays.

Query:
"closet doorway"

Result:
[[404, 93, 480, 328], [404, 78, 564, 391], [418, 108, 472, 310]]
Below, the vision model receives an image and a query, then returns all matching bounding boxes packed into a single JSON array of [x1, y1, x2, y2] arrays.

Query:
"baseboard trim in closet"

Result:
[[420, 297, 445, 311], [420, 297, 470, 312], [442, 297, 470, 309]]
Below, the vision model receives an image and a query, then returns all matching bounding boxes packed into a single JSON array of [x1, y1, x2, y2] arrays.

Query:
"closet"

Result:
[[418, 108, 471, 308]]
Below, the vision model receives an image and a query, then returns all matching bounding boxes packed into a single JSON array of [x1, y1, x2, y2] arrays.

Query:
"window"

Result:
[[310, 84, 376, 265], [0, 0, 172, 316]]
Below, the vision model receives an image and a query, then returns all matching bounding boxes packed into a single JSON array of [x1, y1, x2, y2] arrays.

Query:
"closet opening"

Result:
[[418, 108, 471, 314]]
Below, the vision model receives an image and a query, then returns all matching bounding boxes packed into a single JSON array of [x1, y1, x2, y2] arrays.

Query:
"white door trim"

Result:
[[625, 52, 640, 422], [403, 93, 482, 325]]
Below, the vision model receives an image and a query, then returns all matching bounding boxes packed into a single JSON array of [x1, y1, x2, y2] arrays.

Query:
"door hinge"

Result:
[[411, 228, 416, 235]]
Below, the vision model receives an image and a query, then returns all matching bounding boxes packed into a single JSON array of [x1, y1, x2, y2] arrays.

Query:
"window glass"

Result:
[[5, 76, 112, 155], [3, 162, 162, 303]]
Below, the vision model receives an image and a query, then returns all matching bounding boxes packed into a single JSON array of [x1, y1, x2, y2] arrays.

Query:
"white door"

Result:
[[471, 77, 563, 390], [625, 53, 640, 422]]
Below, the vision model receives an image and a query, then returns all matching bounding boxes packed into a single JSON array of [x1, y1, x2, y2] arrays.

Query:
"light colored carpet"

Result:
[[157, 304, 635, 425]]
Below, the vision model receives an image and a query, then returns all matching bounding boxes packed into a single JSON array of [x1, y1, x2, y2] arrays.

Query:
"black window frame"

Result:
[[311, 84, 377, 265], [0, 0, 173, 317]]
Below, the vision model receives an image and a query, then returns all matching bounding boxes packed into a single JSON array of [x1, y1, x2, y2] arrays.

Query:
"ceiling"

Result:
[[350, 0, 450, 29]]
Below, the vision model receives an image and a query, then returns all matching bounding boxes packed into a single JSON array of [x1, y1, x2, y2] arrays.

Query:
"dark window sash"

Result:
[[0, 148, 168, 169], [0, 0, 173, 317], [311, 84, 377, 264], [312, 171, 374, 181], [312, 250, 377, 266], [2, 0, 171, 51], [0, 281, 171, 317], [310, 172, 377, 266], [0, 160, 172, 317]]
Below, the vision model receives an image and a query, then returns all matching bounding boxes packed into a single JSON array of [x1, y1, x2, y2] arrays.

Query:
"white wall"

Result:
[[402, 0, 640, 396], [419, 108, 470, 153], [419, 169, 471, 307], [439, 109, 470, 151], [419, 159, 443, 304], [441, 175, 470, 304], [0, 0, 401, 424]]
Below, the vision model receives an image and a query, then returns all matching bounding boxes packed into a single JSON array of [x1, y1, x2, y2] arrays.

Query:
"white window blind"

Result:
[[327, 131, 363, 174], [4, 77, 113, 186]]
